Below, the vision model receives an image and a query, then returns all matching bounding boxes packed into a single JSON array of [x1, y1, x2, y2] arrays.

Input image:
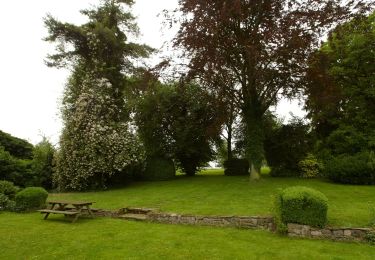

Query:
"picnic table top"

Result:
[[47, 200, 95, 206]]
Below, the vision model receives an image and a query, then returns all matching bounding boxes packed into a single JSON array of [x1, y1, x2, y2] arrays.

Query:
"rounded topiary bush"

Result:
[[224, 158, 249, 176], [276, 186, 328, 228], [142, 157, 176, 181], [324, 152, 375, 185], [15, 187, 48, 211], [0, 180, 18, 199]]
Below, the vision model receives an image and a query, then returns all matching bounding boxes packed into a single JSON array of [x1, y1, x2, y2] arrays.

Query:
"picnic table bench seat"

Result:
[[38, 209, 79, 215]]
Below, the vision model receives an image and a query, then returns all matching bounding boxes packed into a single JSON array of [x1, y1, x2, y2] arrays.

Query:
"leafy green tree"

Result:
[[136, 82, 222, 176], [31, 137, 55, 189], [45, 0, 151, 190], [0, 130, 33, 159], [305, 12, 375, 184], [0, 147, 16, 181], [264, 117, 314, 177], [0, 146, 33, 187], [135, 82, 174, 160], [305, 12, 375, 156]]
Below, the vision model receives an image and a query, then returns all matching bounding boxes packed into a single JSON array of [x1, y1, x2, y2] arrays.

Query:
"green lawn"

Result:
[[1, 212, 375, 259], [48, 169, 375, 227]]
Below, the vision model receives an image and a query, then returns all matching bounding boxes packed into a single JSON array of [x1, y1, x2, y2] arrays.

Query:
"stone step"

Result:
[[123, 207, 155, 214], [119, 213, 148, 221]]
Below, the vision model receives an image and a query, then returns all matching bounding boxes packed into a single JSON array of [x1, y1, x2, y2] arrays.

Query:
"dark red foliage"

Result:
[[174, 0, 373, 110]]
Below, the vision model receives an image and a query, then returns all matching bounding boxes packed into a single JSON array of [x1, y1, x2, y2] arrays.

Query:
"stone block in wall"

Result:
[[168, 214, 180, 223], [200, 217, 225, 226], [231, 217, 241, 227], [257, 218, 269, 226], [301, 225, 311, 236], [238, 217, 258, 227], [311, 230, 322, 237], [148, 213, 176, 224], [332, 229, 344, 237], [180, 215, 196, 225], [287, 223, 303, 235], [321, 229, 332, 237], [350, 228, 371, 239], [221, 216, 234, 226]]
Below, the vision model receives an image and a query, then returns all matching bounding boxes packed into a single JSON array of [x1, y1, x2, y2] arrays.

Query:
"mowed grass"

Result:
[[49, 169, 375, 227], [1, 212, 375, 259]]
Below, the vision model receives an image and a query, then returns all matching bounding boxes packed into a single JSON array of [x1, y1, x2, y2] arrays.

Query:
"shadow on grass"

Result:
[[35, 214, 97, 224]]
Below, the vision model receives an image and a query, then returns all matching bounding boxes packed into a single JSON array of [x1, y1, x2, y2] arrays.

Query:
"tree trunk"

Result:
[[183, 160, 197, 176], [227, 103, 234, 160], [243, 108, 265, 181], [227, 126, 232, 160]]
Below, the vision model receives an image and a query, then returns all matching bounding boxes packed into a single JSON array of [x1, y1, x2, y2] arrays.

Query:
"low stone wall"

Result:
[[94, 207, 374, 243], [287, 223, 373, 242], [147, 212, 275, 231]]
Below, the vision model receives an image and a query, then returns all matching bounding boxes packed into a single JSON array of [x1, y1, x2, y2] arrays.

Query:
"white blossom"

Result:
[[55, 75, 145, 191]]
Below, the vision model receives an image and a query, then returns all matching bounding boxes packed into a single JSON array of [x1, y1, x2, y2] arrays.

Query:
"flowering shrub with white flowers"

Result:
[[55, 77, 145, 191], [44, 0, 153, 190]]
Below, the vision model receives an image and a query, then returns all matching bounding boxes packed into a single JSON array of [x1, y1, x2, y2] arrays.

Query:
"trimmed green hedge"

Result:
[[142, 157, 176, 181], [224, 158, 249, 176], [325, 152, 375, 185], [277, 186, 328, 228], [15, 187, 48, 211]]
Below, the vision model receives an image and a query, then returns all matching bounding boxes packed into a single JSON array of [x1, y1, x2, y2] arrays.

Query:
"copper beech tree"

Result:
[[173, 0, 374, 179]]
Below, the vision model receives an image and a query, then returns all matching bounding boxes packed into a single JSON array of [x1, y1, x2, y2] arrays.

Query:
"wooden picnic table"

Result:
[[38, 200, 95, 223]]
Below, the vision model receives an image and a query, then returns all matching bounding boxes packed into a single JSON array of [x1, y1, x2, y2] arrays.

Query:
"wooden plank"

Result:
[[63, 206, 99, 212], [38, 209, 78, 215], [47, 200, 94, 206]]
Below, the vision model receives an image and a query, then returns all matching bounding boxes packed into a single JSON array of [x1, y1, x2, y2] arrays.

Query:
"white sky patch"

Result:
[[0, 0, 305, 145]]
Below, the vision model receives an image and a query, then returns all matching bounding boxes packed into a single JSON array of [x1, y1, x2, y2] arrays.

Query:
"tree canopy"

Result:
[[136, 81, 223, 176], [173, 0, 373, 179], [305, 11, 375, 157], [0, 130, 33, 160]]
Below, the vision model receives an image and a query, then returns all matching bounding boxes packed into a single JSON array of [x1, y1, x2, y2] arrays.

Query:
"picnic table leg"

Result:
[[72, 206, 83, 223], [86, 205, 94, 218], [50, 203, 56, 209], [43, 203, 56, 220]]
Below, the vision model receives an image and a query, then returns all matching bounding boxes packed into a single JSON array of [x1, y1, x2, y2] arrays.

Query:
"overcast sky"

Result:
[[0, 0, 304, 145]]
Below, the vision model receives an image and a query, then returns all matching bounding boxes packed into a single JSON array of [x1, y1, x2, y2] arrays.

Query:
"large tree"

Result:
[[136, 81, 222, 176], [305, 11, 375, 156], [173, 0, 373, 179], [45, 0, 152, 190]]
